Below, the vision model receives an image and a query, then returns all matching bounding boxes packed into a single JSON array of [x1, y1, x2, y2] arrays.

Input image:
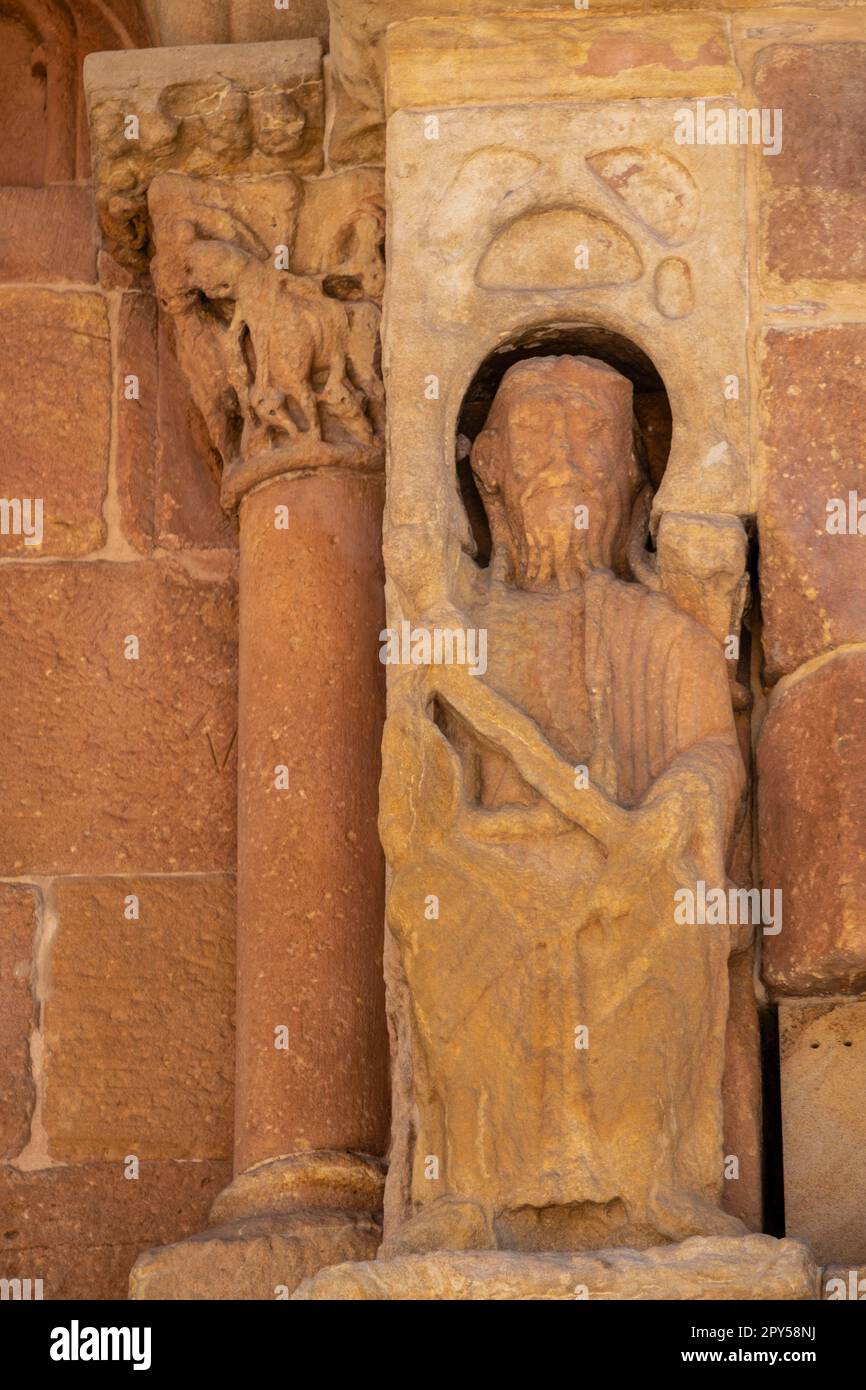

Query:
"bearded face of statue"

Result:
[[470, 355, 642, 592]]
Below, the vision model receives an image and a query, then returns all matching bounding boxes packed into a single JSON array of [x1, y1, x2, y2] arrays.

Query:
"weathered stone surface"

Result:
[[85, 40, 324, 269], [722, 950, 763, 1233], [0, 289, 110, 556], [43, 876, 235, 1162], [387, 13, 737, 112], [142, 0, 329, 49], [210, 1151, 385, 1224], [148, 169, 384, 507], [154, 313, 237, 550], [760, 652, 866, 996], [656, 513, 748, 648], [116, 294, 236, 553], [0, 885, 38, 1159], [754, 42, 866, 294], [380, 355, 746, 1252], [0, 187, 97, 283], [823, 1265, 866, 1301], [294, 1236, 818, 1301], [116, 291, 159, 553], [587, 146, 700, 246], [228, 0, 330, 46], [386, 100, 749, 521], [328, 4, 737, 162], [130, 1208, 380, 1300], [759, 327, 866, 683], [476, 208, 643, 291], [0, 9, 51, 185], [0, 1159, 229, 1300], [0, 0, 147, 186], [780, 1001, 866, 1267], [0, 558, 237, 874], [380, 1197, 493, 1260], [235, 473, 389, 1172]]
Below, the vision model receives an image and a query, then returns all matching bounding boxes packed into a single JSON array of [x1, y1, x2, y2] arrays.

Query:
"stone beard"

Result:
[[380, 355, 747, 1255]]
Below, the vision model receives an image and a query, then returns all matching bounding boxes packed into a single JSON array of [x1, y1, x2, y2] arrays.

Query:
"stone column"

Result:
[[233, 469, 389, 1178], [85, 40, 390, 1298]]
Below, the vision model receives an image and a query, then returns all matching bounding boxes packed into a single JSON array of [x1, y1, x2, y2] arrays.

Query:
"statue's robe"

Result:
[[381, 569, 745, 1250]]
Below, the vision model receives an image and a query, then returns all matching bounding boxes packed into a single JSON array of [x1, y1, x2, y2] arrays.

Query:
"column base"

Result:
[[129, 1152, 385, 1300], [291, 1234, 821, 1301]]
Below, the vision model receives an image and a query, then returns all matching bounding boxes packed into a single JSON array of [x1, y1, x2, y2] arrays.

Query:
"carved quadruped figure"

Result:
[[380, 355, 747, 1256], [150, 181, 375, 464]]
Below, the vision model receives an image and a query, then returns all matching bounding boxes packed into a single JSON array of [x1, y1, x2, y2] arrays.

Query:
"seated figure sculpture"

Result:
[[380, 355, 747, 1255]]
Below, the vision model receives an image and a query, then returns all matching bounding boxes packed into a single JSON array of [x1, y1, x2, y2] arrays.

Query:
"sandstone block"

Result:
[[144, 0, 329, 48], [129, 1208, 381, 1300], [294, 1235, 818, 1301], [331, 3, 744, 165], [0, 558, 237, 874], [0, 187, 97, 283], [116, 299, 235, 553], [116, 292, 159, 553], [754, 43, 866, 295], [154, 312, 237, 550], [0, 289, 110, 556], [823, 1265, 866, 1301], [759, 327, 866, 682], [656, 513, 748, 647], [0, 1159, 229, 1300], [0, 885, 38, 1158], [760, 652, 866, 995], [43, 876, 235, 1162], [385, 12, 736, 114], [780, 1000, 866, 1266]]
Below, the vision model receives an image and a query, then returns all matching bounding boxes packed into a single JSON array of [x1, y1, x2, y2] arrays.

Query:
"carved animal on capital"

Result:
[[154, 224, 373, 449], [246, 271, 374, 445]]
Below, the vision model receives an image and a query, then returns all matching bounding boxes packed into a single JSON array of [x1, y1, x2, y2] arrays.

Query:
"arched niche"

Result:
[[0, 0, 151, 185], [455, 321, 672, 568]]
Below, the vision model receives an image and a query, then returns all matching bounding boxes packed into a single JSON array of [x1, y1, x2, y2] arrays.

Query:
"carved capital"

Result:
[[85, 41, 325, 270], [85, 43, 385, 509]]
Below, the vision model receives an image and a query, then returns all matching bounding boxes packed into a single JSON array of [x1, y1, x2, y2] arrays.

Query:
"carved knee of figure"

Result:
[[379, 1197, 495, 1258]]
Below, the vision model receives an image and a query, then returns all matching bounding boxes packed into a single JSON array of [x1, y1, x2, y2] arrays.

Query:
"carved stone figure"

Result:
[[380, 356, 747, 1255], [148, 172, 382, 485]]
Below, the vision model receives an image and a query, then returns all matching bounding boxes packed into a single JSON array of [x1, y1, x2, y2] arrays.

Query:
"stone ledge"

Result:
[[293, 1235, 820, 1301], [129, 1208, 381, 1300], [385, 13, 737, 115]]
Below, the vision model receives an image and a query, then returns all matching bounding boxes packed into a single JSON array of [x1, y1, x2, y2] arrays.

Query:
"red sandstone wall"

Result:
[[0, 0, 238, 1298]]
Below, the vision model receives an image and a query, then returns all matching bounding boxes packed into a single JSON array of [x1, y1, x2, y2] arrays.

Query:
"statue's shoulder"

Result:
[[585, 569, 721, 660]]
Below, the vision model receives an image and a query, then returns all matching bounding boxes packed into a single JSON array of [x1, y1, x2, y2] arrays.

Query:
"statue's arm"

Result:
[[430, 667, 630, 851]]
